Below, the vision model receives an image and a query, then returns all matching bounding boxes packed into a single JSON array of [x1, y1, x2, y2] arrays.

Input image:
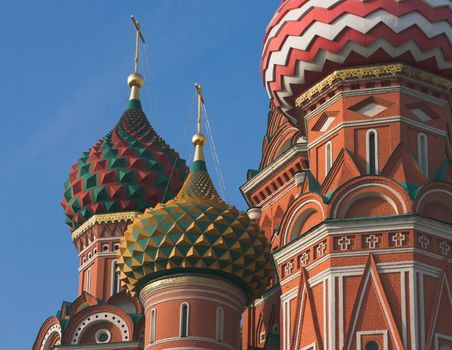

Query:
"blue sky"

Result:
[[0, 0, 278, 347]]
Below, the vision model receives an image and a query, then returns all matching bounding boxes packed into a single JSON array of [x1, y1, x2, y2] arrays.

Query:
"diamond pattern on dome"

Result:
[[62, 107, 188, 231], [117, 163, 274, 300]]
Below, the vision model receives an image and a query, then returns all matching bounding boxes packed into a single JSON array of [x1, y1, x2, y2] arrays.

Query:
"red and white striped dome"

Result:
[[262, 0, 452, 124]]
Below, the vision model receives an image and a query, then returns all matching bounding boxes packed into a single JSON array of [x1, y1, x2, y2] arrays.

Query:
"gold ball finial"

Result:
[[192, 133, 206, 147], [128, 72, 144, 88]]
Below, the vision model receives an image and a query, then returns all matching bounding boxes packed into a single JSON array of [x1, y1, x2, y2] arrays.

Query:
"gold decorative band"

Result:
[[139, 275, 246, 304], [295, 63, 452, 107], [72, 211, 140, 241]]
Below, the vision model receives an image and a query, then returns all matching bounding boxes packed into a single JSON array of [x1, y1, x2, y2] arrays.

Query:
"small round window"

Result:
[[365, 341, 379, 350], [95, 329, 111, 344]]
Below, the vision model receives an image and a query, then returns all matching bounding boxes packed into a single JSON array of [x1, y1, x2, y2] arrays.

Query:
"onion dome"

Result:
[[61, 73, 188, 231], [262, 0, 452, 123], [117, 128, 273, 300]]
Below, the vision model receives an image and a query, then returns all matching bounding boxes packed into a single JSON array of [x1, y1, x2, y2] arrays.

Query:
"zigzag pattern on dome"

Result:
[[261, 0, 452, 123], [62, 106, 188, 231], [117, 160, 274, 300]]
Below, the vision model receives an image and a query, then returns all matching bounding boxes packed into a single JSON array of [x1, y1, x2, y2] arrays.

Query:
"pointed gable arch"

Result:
[[381, 143, 426, 187], [320, 149, 361, 196], [425, 264, 452, 349], [344, 255, 404, 350]]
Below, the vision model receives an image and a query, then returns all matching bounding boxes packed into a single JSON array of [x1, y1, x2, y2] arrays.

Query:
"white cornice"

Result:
[[240, 143, 307, 204], [307, 115, 447, 150], [273, 215, 452, 265], [304, 85, 450, 123]]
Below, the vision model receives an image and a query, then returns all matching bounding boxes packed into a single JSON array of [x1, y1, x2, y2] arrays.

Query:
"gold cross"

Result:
[[131, 15, 146, 73]]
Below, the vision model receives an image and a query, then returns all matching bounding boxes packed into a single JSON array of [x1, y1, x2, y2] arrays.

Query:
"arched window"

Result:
[[180, 303, 189, 337], [366, 130, 378, 175], [216, 307, 224, 342], [325, 141, 333, 175], [111, 260, 120, 296], [86, 268, 91, 293], [365, 341, 379, 350], [150, 309, 156, 343], [418, 133, 428, 175]]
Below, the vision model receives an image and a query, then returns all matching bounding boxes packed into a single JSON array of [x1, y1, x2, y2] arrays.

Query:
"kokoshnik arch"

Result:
[[35, 1, 452, 350]]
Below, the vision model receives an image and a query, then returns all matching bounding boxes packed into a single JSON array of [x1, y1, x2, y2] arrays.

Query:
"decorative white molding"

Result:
[[274, 215, 452, 266], [72, 211, 139, 241], [40, 324, 61, 350], [307, 115, 448, 151], [240, 143, 307, 204], [71, 312, 129, 345], [356, 330, 389, 350]]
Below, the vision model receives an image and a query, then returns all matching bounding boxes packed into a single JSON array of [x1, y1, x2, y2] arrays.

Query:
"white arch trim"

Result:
[[415, 189, 452, 212], [71, 312, 129, 345], [341, 192, 399, 218], [40, 324, 61, 350], [283, 199, 325, 245], [333, 183, 408, 218]]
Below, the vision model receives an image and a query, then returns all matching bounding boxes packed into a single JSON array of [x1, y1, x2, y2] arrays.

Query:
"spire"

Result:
[[173, 84, 221, 203], [128, 15, 146, 109], [192, 83, 207, 167]]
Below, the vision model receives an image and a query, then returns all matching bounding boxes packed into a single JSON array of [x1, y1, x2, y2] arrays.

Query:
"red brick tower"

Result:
[[34, 19, 188, 349], [242, 1, 452, 349], [117, 86, 274, 350]]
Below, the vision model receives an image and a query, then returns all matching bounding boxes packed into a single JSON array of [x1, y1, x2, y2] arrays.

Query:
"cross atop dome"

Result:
[[127, 15, 146, 108]]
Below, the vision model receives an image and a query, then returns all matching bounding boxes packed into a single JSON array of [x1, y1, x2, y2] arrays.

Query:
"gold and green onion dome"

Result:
[[61, 74, 188, 231], [117, 134, 273, 300]]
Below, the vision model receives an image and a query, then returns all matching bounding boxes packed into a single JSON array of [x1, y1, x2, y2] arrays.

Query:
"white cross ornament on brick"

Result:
[[366, 234, 379, 249], [338, 236, 351, 251], [392, 232, 406, 247]]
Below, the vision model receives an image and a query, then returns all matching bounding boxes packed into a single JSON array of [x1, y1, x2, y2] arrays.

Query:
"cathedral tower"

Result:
[[117, 85, 274, 350], [34, 17, 187, 349], [242, 1, 452, 349]]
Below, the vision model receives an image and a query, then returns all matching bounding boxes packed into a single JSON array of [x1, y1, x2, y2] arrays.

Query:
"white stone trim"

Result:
[[40, 324, 61, 350], [240, 143, 307, 202], [307, 115, 448, 151], [401, 271, 408, 349], [283, 199, 326, 245], [274, 215, 452, 265], [179, 302, 189, 337], [301, 343, 316, 350], [415, 189, 452, 212], [71, 312, 129, 345], [150, 308, 156, 343], [141, 287, 245, 313], [325, 141, 333, 176], [356, 330, 389, 350], [333, 183, 405, 218], [144, 295, 243, 316], [366, 129, 379, 175]]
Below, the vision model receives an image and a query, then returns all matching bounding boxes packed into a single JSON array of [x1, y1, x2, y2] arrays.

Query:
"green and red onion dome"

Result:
[[62, 98, 188, 231], [117, 134, 274, 300]]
